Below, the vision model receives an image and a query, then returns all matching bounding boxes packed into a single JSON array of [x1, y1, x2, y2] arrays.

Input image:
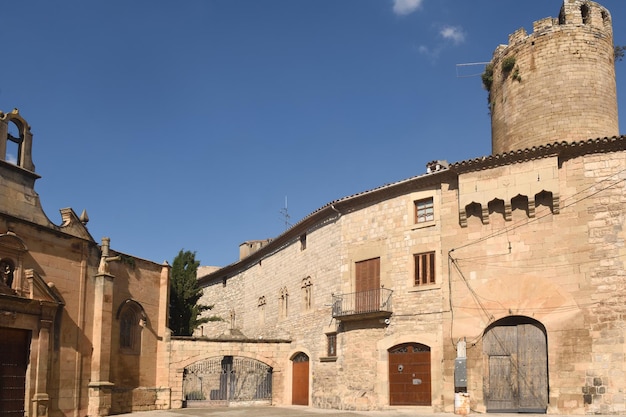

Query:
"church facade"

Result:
[[193, 1, 626, 415], [0, 109, 171, 416]]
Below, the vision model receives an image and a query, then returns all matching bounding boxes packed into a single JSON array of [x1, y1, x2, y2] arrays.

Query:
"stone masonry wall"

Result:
[[193, 148, 626, 414], [446, 150, 626, 414]]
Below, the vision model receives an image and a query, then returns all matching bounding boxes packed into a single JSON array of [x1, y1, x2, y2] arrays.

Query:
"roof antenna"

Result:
[[455, 61, 491, 78], [279, 196, 291, 230]]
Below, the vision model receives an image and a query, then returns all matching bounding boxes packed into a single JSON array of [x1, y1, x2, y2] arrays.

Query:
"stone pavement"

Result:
[[113, 406, 606, 417]]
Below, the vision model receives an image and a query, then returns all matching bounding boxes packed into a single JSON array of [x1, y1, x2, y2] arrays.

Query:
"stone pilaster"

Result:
[[32, 319, 52, 417]]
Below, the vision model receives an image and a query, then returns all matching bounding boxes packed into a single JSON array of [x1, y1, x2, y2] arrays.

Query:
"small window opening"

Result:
[[558, 9, 566, 25], [301, 277, 312, 311], [300, 233, 307, 251], [414, 252, 435, 286], [414, 197, 434, 223], [601, 10, 609, 25], [327, 333, 337, 357], [581, 4, 590, 24], [279, 287, 289, 318]]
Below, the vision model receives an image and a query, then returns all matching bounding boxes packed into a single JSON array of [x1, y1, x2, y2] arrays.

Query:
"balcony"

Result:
[[331, 288, 393, 321]]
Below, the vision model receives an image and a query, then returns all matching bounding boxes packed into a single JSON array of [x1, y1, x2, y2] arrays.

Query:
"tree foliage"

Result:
[[169, 250, 216, 336], [616, 45, 625, 63]]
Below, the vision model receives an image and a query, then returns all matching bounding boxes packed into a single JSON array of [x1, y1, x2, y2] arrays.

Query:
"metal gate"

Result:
[[183, 356, 272, 406]]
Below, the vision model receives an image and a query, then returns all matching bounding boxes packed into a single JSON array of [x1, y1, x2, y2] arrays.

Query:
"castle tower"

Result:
[[486, 0, 618, 155]]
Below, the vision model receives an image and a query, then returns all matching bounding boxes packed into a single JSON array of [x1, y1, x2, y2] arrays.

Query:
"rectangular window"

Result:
[[327, 333, 337, 357], [414, 252, 435, 285], [415, 197, 434, 223], [300, 233, 307, 250]]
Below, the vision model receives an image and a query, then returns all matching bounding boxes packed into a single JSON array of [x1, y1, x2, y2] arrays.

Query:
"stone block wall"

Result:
[[447, 151, 626, 414]]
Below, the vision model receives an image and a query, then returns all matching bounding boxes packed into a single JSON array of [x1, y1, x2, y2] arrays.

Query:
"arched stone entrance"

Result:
[[483, 316, 548, 413], [291, 352, 309, 405], [388, 343, 431, 406]]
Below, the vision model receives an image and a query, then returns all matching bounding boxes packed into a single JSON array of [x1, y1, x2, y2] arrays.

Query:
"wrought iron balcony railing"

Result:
[[331, 288, 393, 320]]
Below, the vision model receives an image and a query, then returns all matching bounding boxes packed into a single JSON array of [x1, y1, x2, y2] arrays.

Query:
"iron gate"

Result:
[[183, 356, 272, 406]]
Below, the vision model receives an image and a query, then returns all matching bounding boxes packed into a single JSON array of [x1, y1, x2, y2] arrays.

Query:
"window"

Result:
[[415, 198, 434, 224], [279, 287, 289, 318], [117, 300, 146, 354], [301, 277, 312, 311], [300, 233, 307, 251], [414, 252, 435, 285], [581, 4, 590, 24], [327, 333, 337, 357]]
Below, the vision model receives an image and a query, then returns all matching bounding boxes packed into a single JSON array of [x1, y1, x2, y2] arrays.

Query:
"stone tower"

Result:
[[486, 0, 618, 155]]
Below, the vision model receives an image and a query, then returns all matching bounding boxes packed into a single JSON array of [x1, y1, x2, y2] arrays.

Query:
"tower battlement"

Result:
[[487, 0, 618, 154]]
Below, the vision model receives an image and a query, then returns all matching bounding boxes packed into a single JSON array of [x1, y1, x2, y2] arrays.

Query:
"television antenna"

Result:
[[456, 61, 491, 78], [279, 196, 291, 230]]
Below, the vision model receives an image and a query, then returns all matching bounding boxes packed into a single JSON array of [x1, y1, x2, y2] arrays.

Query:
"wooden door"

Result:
[[517, 323, 548, 412], [355, 258, 380, 313], [0, 327, 30, 416], [488, 356, 515, 411], [292, 352, 309, 405], [483, 320, 547, 413], [389, 343, 431, 406]]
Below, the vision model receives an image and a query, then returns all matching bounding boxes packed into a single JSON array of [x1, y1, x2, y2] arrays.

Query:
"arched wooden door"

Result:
[[291, 352, 309, 405], [483, 316, 548, 413], [388, 343, 431, 405]]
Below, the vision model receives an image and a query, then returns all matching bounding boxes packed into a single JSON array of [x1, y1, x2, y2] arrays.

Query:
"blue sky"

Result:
[[1, 1, 625, 267]]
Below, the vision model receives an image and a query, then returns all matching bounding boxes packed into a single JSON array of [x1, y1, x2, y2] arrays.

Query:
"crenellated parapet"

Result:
[[486, 1, 618, 155]]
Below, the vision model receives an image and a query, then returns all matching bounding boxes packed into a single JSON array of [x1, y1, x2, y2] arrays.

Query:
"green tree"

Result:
[[169, 250, 216, 336], [616, 45, 625, 63]]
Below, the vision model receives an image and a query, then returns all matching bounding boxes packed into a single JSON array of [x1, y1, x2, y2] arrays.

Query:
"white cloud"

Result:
[[393, 0, 425, 16], [417, 44, 441, 62], [6, 153, 17, 164], [440, 26, 466, 44]]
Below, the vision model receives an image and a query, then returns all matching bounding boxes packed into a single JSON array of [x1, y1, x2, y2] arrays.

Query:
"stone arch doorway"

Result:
[[388, 342, 431, 406], [291, 352, 309, 405], [483, 316, 548, 413]]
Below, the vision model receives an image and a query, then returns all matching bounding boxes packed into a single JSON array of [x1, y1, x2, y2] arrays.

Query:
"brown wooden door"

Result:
[[0, 327, 30, 416], [389, 343, 431, 406], [292, 352, 309, 405], [483, 320, 548, 413], [355, 258, 380, 313]]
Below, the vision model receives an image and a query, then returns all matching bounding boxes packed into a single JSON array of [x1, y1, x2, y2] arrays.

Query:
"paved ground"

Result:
[[113, 406, 596, 417]]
